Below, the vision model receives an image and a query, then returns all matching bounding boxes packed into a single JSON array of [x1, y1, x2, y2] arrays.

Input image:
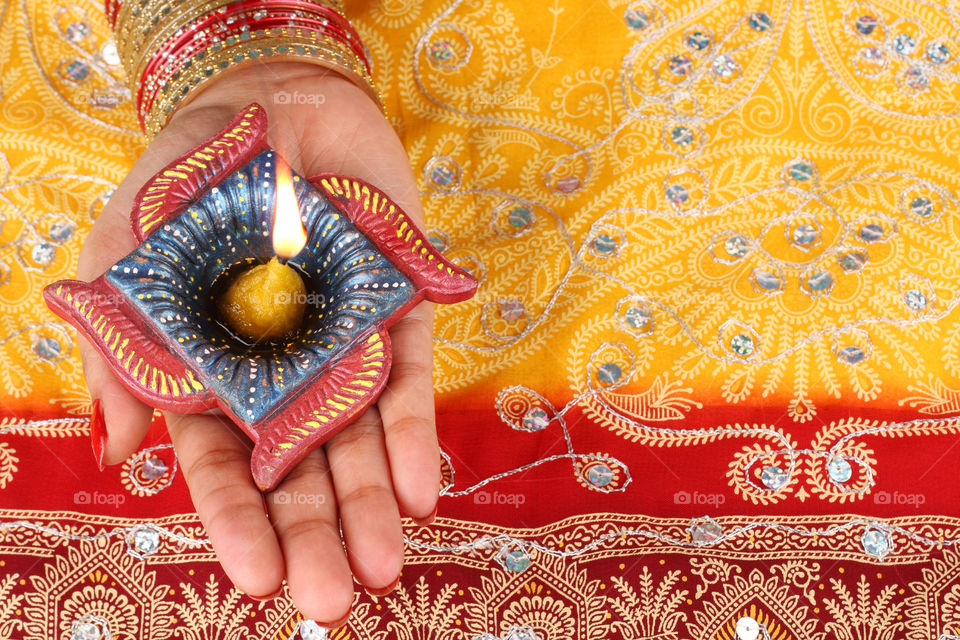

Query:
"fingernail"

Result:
[[90, 399, 106, 472], [248, 587, 282, 602], [364, 575, 400, 597], [412, 505, 437, 526], [316, 608, 351, 629]]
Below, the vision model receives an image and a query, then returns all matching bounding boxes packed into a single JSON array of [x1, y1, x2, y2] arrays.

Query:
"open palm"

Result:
[[77, 61, 438, 625]]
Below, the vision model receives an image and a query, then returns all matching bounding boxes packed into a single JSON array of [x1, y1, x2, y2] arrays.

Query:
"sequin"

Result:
[[927, 42, 951, 64], [522, 407, 550, 431], [748, 12, 772, 32], [904, 67, 928, 91], [252, 9, 268, 20], [427, 233, 447, 252], [100, 42, 122, 67], [624, 8, 650, 30], [670, 125, 694, 146], [585, 462, 614, 487], [791, 223, 819, 246], [423, 156, 461, 190], [854, 15, 877, 36], [665, 184, 689, 204], [554, 175, 580, 193], [686, 31, 711, 51], [430, 164, 457, 187], [753, 269, 782, 292], [624, 305, 653, 331], [500, 548, 531, 572], [592, 233, 619, 255], [859, 223, 885, 243], [597, 363, 622, 385], [62, 60, 90, 83], [730, 333, 755, 357], [71, 621, 102, 640], [690, 517, 723, 545], [724, 234, 750, 258], [827, 457, 853, 483], [735, 616, 761, 640], [761, 465, 787, 490], [787, 162, 814, 182], [904, 289, 928, 311], [711, 54, 740, 79], [893, 33, 917, 55], [861, 527, 892, 559], [499, 300, 525, 322], [31, 241, 56, 266], [129, 526, 160, 558], [806, 271, 833, 293], [668, 54, 693, 76], [33, 337, 62, 362], [49, 219, 75, 241], [299, 620, 328, 640], [911, 196, 934, 217], [508, 206, 533, 228], [860, 46, 886, 70], [64, 21, 91, 42], [838, 345, 866, 364], [838, 250, 868, 272], [428, 39, 455, 64], [143, 455, 169, 480], [505, 629, 538, 640]]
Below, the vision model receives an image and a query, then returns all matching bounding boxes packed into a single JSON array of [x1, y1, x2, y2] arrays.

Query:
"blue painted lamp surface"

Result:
[[106, 149, 416, 424], [43, 104, 477, 490]]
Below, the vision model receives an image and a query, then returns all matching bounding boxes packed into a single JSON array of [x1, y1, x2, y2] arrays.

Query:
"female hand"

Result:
[[77, 61, 438, 624]]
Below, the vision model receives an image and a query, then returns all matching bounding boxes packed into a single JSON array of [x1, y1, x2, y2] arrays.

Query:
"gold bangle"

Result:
[[143, 33, 382, 139], [117, 0, 233, 83], [115, 0, 370, 138]]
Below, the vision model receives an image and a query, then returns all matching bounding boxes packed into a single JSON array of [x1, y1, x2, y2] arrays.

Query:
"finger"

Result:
[[78, 335, 154, 466], [76, 181, 155, 465], [75, 125, 216, 465], [378, 301, 440, 520], [325, 407, 404, 590], [266, 448, 354, 623], [166, 412, 284, 598]]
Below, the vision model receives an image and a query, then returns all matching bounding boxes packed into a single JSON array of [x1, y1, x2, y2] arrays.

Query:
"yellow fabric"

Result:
[[6, 1, 960, 638], [0, 0, 140, 415], [355, 0, 960, 425], [3, 0, 960, 438]]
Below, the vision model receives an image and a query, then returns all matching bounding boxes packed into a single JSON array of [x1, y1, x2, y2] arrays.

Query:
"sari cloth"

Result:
[[3, 0, 960, 638]]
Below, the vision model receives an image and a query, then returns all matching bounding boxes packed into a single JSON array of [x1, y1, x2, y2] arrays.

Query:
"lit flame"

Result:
[[272, 157, 308, 259]]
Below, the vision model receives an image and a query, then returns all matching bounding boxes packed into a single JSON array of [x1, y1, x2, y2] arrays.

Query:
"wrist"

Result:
[[162, 60, 382, 138], [185, 61, 365, 109], [116, 0, 379, 138]]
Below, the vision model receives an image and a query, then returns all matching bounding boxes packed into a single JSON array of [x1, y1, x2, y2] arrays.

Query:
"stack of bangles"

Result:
[[106, 0, 382, 139]]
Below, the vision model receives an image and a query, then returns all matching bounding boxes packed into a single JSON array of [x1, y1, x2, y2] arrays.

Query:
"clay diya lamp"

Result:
[[44, 103, 477, 491]]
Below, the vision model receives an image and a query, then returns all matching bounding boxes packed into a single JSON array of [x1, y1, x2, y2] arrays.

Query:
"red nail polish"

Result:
[[412, 505, 438, 526], [364, 575, 400, 597], [90, 399, 106, 472], [316, 608, 352, 628]]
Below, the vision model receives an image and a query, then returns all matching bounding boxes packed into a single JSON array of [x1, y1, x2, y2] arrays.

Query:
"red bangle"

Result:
[[105, 0, 122, 29], [138, 17, 366, 125], [118, 0, 381, 136], [138, 25, 368, 129], [136, 1, 372, 126], [139, 0, 368, 69]]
